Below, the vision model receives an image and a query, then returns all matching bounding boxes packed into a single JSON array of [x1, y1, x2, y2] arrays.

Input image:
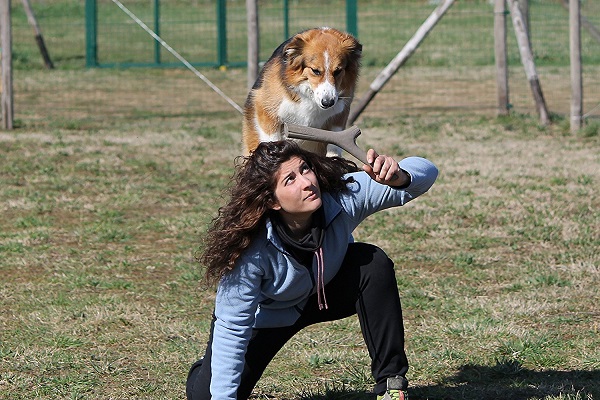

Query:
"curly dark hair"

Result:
[[200, 140, 359, 286]]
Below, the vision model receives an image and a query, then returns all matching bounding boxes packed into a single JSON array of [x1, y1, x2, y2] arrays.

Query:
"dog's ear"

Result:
[[351, 41, 363, 58], [342, 35, 362, 73], [343, 35, 362, 59], [283, 34, 307, 69]]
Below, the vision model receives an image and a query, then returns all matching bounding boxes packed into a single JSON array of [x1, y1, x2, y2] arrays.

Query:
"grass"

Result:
[[2, 76, 599, 398], [2, 1, 600, 398]]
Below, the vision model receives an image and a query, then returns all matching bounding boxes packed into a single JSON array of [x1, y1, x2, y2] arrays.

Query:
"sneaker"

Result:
[[377, 376, 408, 400]]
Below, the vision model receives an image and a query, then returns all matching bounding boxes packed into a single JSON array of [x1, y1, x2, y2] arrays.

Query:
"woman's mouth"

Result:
[[305, 192, 318, 201]]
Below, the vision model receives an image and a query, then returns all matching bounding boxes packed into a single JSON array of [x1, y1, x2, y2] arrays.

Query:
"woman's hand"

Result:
[[363, 149, 411, 187]]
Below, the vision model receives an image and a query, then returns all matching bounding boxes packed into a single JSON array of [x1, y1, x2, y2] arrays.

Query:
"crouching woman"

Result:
[[187, 140, 438, 400]]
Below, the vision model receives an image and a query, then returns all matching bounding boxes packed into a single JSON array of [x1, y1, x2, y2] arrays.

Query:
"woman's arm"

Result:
[[339, 155, 438, 224], [397, 156, 439, 198], [209, 258, 264, 400], [362, 149, 438, 195], [362, 148, 411, 187]]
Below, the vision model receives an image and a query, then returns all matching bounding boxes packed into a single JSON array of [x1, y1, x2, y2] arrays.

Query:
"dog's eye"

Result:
[[333, 69, 343, 77], [311, 68, 321, 76]]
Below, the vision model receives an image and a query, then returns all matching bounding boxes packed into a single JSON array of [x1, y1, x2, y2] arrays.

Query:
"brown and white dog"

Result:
[[242, 27, 362, 157]]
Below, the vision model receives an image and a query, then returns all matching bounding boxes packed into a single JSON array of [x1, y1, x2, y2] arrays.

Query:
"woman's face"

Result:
[[270, 156, 322, 218]]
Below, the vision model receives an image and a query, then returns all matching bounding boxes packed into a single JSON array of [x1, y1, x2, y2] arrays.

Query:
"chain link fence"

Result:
[[8, 0, 600, 128]]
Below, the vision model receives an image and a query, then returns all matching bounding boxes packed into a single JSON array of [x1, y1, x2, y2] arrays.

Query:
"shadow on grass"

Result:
[[411, 362, 600, 400], [297, 361, 600, 400]]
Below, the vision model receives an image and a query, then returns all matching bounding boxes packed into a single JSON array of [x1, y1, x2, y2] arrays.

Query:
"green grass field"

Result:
[[2, 0, 600, 399], [2, 78, 599, 398]]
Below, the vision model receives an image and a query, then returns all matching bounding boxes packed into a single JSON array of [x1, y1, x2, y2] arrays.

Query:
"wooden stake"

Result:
[[22, 0, 54, 69], [561, 0, 600, 45], [347, 0, 456, 125], [507, 0, 550, 125], [1, 0, 14, 129], [569, 0, 582, 131], [246, 0, 259, 90], [517, 0, 530, 48], [494, 0, 509, 116]]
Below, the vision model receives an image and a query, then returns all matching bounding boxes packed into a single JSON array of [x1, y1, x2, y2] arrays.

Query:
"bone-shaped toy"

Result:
[[283, 124, 368, 164], [283, 123, 401, 181]]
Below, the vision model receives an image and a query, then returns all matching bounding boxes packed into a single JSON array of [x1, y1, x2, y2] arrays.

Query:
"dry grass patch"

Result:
[[1, 66, 599, 399]]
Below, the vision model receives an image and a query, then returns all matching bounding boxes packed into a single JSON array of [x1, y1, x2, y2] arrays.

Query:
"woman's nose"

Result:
[[298, 174, 312, 188]]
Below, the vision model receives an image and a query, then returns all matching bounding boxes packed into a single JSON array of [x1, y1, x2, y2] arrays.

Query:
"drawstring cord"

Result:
[[315, 247, 328, 310]]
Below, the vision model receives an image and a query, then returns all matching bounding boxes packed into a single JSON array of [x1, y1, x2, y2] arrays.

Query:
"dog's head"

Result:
[[283, 27, 362, 109]]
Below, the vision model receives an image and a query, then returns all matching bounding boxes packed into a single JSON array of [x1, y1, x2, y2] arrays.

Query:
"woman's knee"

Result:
[[349, 243, 395, 280], [186, 357, 211, 400]]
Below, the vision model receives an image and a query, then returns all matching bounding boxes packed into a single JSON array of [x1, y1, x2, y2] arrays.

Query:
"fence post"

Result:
[[517, 0, 530, 47], [21, 0, 54, 69], [561, 0, 600, 45], [507, 0, 549, 125], [346, 0, 358, 37], [246, 0, 259, 89], [348, 0, 455, 126], [85, 0, 97, 67], [283, 0, 289, 40], [1, 0, 14, 129], [216, 0, 227, 67], [153, 0, 160, 65], [569, 0, 582, 131], [494, 0, 509, 116]]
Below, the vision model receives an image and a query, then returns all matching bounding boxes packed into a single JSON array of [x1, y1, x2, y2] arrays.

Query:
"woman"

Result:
[[187, 140, 438, 400]]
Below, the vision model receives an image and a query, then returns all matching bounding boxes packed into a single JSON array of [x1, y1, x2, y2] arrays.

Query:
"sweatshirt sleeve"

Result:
[[209, 255, 263, 400], [399, 156, 439, 200], [340, 156, 438, 223]]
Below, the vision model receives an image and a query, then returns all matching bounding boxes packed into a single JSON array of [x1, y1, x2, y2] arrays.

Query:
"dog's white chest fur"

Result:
[[277, 86, 345, 128], [256, 88, 346, 147]]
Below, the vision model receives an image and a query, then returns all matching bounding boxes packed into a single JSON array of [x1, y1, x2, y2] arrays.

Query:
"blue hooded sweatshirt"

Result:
[[208, 156, 438, 399]]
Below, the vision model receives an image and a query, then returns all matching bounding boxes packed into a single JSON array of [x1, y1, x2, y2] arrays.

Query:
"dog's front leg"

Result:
[[326, 125, 344, 157]]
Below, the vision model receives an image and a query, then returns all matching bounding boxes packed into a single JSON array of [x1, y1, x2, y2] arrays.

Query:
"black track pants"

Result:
[[186, 242, 408, 399]]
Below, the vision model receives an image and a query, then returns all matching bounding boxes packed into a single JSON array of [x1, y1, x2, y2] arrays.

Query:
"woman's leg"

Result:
[[186, 317, 304, 400], [350, 243, 409, 394], [186, 242, 407, 399], [296, 242, 409, 394], [185, 318, 214, 400]]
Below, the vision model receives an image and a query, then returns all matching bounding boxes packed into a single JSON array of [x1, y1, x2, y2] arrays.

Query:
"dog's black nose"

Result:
[[321, 98, 335, 108]]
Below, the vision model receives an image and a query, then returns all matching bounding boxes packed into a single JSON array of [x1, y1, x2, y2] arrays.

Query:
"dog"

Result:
[[242, 27, 362, 157]]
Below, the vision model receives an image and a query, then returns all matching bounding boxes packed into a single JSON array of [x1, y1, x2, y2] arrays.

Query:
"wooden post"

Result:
[[246, 0, 259, 90], [561, 0, 600, 45], [1, 0, 14, 130], [569, 0, 582, 131], [348, 0, 456, 125], [22, 0, 54, 69], [517, 0, 530, 48], [507, 0, 550, 125], [494, 0, 509, 116]]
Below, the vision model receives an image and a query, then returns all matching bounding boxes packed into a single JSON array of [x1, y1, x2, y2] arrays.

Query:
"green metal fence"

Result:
[[84, 0, 359, 68], [8, 0, 600, 123], [76, 0, 600, 70], [11, 0, 600, 72]]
